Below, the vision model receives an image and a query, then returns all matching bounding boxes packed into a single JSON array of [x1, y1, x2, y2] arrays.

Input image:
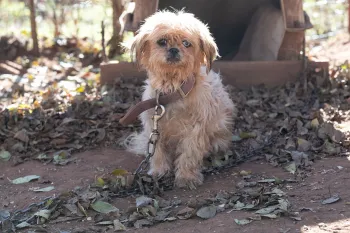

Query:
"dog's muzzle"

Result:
[[167, 47, 181, 62]]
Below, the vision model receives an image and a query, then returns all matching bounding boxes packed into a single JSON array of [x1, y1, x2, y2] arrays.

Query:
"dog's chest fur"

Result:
[[140, 69, 234, 153]]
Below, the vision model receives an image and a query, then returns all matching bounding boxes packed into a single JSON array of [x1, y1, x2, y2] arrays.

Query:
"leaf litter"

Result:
[[1, 54, 350, 231]]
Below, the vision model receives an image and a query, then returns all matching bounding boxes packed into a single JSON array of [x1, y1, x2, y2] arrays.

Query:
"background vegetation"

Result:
[[0, 0, 349, 60]]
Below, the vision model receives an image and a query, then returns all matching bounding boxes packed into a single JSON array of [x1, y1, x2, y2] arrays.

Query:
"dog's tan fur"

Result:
[[126, 10, 236, 189]]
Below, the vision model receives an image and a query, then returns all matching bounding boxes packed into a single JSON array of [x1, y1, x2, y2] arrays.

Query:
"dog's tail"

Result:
[[122, 131, 149, 156]]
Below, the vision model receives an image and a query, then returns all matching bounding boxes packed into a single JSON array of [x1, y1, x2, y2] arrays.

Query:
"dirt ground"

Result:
[[1, 148, 350, 233], [2, 30, 350, 233], [307, 33, 350, 67]]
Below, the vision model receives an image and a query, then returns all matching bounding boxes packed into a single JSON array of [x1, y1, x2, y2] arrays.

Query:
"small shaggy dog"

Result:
[[125, 10, 236, 189]]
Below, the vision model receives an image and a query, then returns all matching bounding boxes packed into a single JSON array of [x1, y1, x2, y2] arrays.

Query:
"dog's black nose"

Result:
[[168, 48, 179, 55], [167, 47, 181, 63]]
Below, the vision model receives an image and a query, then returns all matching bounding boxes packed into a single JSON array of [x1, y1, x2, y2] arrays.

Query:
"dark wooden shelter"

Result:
[[100, 0, 329, 88]]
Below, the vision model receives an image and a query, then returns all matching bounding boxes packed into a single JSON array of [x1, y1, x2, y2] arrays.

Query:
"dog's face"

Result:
[[131, 11, 219, 76], [148, 29, 196, 68]]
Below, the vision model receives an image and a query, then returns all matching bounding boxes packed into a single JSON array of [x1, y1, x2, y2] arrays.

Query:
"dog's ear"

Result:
[[130, 31, 149, 67], [200, 32, 219, 73]]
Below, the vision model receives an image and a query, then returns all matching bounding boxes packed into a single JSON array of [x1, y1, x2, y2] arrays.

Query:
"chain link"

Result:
[[134, 91, 165, 175]]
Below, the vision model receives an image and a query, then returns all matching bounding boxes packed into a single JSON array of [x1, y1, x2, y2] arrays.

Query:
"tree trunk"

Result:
[[108, 0, 124, 58], [348, 0, 350, 34], [132, 0, 159, 31], [29, 0, 39, 56], [53, 10, 60, 38]]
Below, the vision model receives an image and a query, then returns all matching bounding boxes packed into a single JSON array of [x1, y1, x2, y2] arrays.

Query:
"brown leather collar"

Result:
[[119, 77, 196, 126]]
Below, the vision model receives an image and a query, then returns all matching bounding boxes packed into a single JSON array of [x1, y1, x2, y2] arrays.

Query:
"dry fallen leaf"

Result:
[[0, 150, 11, 162], [11, 175, 40, 184], [322, 195, 340, 205], [285, 162, 297, 174], [234, 218, 252, 225], [297, 138, 311, 152], [196, 205, 217, 219], [14, 129, 29, 143], [90, 200, 119, 214], [177, 207, 195, 220], [114, 219, 126, 231], [32, 186, 55, 192], [136, 196, 153, 208]]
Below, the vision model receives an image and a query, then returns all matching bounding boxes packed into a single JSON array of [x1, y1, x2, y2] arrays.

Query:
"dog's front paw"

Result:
[[175, 171, 204, 190]]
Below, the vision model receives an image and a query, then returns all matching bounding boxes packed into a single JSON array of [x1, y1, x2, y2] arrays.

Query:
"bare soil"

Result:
[[1, 148, 350, 233], [2, 33, 350, 233], [308, 33, 350, 67]]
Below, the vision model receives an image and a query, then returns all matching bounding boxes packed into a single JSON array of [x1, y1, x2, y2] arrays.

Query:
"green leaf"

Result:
[[0, 150, 11, 162], [111, 169, 128, 176], [239, 132, 257, 139], [285, 162, 297, 174], [311, 118, 319, 129], [11, 175, 40, 184], [341, 64, 348, 70], [32, 186, 55, 192], [76, 85, 85, 93], [96, 177, 105, 186], [90, 200, 119, 214], [16, 221, 31, 229]]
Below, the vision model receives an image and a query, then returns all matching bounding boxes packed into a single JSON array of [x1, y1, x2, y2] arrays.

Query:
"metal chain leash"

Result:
[[134, 90, 165, 175]]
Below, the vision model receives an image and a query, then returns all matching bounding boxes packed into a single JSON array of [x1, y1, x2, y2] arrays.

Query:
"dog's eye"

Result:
[[157, 39, 167, 47], [182, 40, 191, 48]]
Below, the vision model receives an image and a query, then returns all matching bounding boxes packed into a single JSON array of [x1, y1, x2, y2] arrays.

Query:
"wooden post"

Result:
[[278, 0, 305, 60], [132, 0, 159, 31], [280, 0, 305, 30]]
